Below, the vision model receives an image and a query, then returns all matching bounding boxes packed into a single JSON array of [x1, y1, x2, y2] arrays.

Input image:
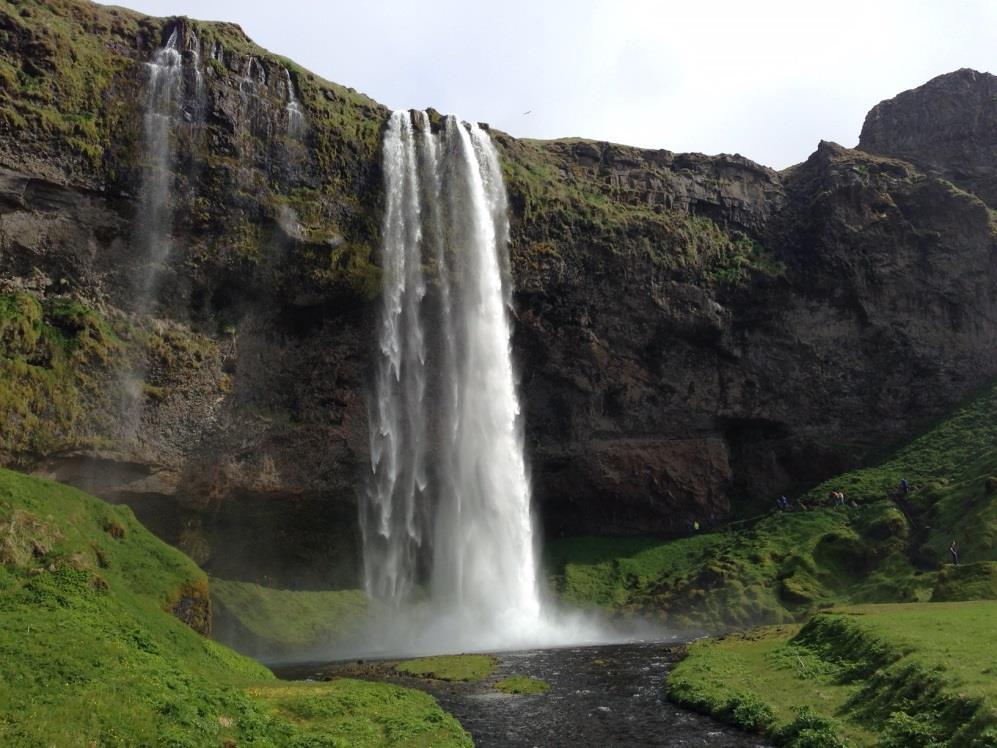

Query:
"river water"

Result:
[[276, 640, 769, 747]]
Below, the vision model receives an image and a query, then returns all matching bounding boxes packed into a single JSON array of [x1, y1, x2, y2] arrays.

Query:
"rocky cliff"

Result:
[[859, 68, 997, 207], [0, 0, 994, 587]]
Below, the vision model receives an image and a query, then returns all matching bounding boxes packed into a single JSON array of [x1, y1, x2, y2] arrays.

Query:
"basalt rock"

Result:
[[0, 1, 995, 587]]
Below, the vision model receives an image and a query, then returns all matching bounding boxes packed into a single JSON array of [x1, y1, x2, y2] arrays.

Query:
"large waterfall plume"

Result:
[[361, 111, 594, 654]]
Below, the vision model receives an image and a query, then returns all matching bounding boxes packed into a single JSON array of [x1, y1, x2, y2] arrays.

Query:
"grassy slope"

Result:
[[0, 468, 470, 746], [667, 603, 997, 747], [211, 578, 367, 659], [546, 381, 997, 629], [547, 502, 922, 629]]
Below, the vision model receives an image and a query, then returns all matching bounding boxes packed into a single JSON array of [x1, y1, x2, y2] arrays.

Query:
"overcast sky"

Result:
[[98, 0, 994, 169]]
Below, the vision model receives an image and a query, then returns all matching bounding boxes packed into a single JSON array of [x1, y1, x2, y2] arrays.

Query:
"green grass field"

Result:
[[667, 602, 997, 747], [0, 468, 470, 746]]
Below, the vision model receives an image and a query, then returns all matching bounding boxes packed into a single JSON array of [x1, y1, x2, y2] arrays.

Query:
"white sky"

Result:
[[98, 0, 995, 169]]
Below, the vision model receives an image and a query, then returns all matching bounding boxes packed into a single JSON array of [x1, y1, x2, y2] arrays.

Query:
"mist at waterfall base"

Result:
[[344, 110, 648, 659]]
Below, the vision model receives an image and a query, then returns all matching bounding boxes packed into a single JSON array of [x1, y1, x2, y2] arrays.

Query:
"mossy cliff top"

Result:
[[0, 0, 388, 304], [0, 0, 385, 184], [0, 0, 786, 298]]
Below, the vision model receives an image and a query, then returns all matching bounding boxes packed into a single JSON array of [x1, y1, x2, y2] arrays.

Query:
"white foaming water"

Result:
[[360, 111, 606, 656]]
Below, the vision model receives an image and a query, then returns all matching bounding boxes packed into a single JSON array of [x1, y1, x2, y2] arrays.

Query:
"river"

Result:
[[276, 640, 769, 747]]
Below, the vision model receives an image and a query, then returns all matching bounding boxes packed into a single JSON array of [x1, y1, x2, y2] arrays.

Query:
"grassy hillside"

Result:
[[667, 602, 997, 746], [546, 503, 923, 629], [0, 468, 470, 746], [545, 381, 997, 629]]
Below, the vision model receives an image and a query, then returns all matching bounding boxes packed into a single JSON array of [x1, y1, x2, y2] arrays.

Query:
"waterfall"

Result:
[[362, 110, 574, 653], [283, 68, 306, 137], [122, 26, 200, 449], [133, 28, 182, 310]]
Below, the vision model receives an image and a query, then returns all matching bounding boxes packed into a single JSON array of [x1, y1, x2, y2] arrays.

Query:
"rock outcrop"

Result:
[[0, 1, 994, 586], [859, 68, 997, 207]]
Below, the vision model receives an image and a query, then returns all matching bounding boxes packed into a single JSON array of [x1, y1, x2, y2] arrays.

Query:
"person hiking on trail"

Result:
[[900, 478, 909, 496], [778, 495, 789, 512], [949, 540, 959, 566]]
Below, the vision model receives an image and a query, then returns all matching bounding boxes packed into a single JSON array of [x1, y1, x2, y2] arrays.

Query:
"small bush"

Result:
[[728, 694, 775, 733], [775, 707, 850, 748], [881, 711, 943, 748]]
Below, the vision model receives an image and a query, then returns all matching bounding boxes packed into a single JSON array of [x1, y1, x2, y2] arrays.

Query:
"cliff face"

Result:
[[0, 0, 994, 586], [502, 135, 997, 537]]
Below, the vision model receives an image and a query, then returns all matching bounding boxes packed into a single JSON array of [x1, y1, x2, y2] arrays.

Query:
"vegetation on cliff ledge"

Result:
[[0, 290, 231, 464], [0, 291, 121, 458], [495, 135, 784, 287], [0, 468, 470, 746]]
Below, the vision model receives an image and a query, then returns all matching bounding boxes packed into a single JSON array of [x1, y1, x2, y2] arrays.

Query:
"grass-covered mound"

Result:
[[0, 468, 470, 746], [545, 381, 997, 629], [211, 577, 367, 660], [666, 602, 997, 746], [932, 561, 997, 602], [494, 675, 551, 695], [396, 655, 497, 682]]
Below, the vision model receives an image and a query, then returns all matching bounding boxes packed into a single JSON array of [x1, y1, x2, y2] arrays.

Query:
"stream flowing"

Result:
[[277, 641, 769, 747]]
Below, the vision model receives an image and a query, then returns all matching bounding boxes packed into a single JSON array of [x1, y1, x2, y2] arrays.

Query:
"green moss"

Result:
[[211, 578, 367, 657], [0, 0, 146, 177], [807, 380, 997, 566], [0, 468, 470, 746], [0, 292, 123, 458], [494, 675, 550, 695], [296, 239, 382, 301], [396, 654, 497, 682], [2, 0, 388, 287]]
